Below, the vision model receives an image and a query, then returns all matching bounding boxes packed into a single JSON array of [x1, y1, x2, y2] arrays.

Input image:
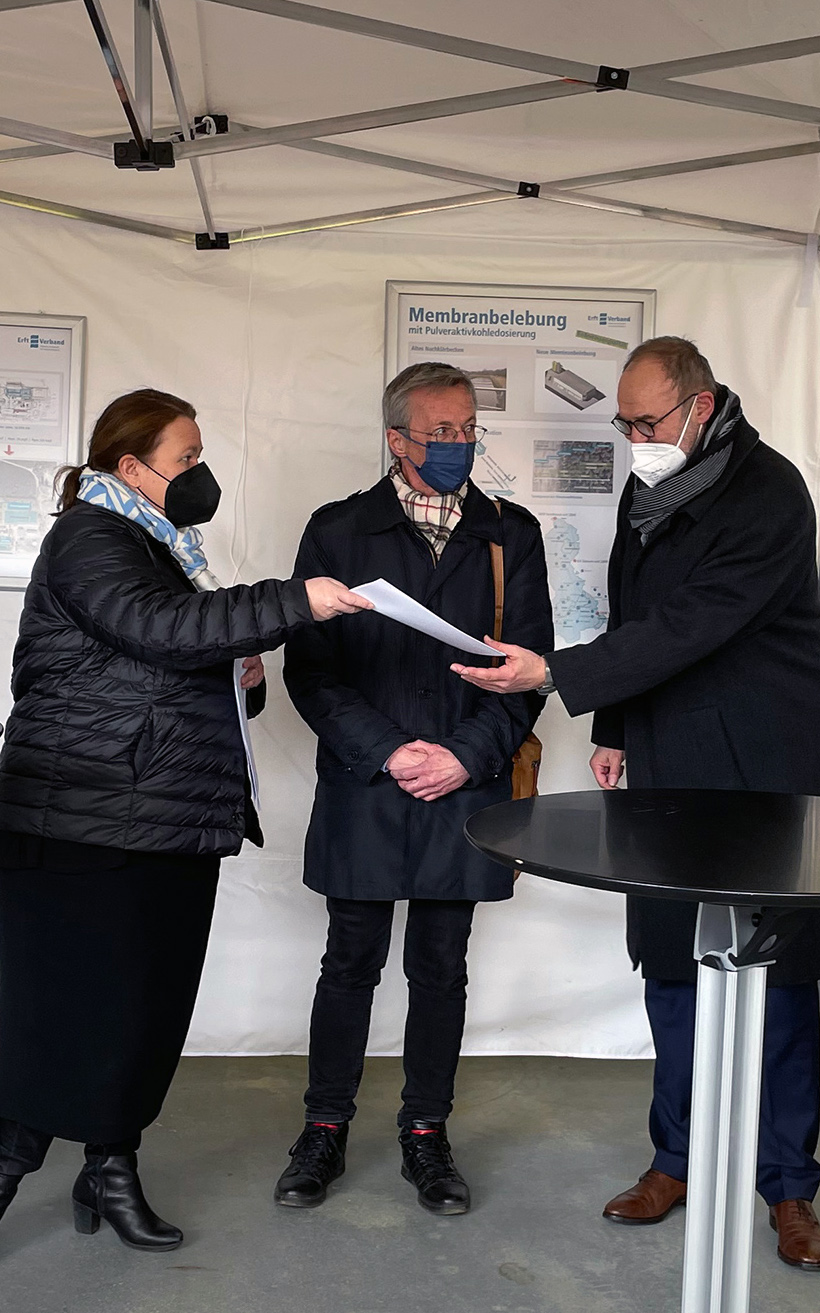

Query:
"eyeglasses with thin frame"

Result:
[[395, 424, 488, 446], [611, 393, 698, 440]]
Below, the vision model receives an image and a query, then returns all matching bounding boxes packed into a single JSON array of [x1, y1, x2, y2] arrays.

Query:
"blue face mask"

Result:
[[409, 440, 475, 493]]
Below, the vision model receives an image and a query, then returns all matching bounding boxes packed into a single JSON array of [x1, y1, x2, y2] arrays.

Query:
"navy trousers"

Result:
[[646, 979, 820, 1206]]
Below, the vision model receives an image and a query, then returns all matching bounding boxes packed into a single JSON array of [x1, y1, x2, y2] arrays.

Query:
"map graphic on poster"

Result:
[[386, 284, 654, 647], [544, 515, 607, 644], [0, 317, 84, 588]]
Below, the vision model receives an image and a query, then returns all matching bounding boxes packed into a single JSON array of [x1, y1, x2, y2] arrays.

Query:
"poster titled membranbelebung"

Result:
[[385, 284, 655, 647], [0, 314, 85, 588]]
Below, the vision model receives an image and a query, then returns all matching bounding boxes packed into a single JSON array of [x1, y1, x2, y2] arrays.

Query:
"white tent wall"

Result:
[[0, 201, 817, 1057]]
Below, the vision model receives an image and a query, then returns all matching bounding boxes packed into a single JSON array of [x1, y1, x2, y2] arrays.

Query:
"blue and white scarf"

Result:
[[77, 469, 209, 580]]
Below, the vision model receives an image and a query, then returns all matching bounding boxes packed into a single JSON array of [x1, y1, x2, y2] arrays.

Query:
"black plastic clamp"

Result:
[[517, 181, 541, 198], [195, 232, 230, 250], [597, 65, 630, 91], [729, 908, 807, 970], [113, 139, 175, 171]]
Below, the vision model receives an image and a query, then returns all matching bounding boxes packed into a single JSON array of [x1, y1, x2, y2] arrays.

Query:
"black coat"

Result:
[[549, 410, 820, 983], [0, 501, 312, 856], [283, 477, 552, 901]]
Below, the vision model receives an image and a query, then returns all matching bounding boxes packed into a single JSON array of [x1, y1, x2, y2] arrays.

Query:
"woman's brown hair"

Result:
[[56, 388, 197, 512]]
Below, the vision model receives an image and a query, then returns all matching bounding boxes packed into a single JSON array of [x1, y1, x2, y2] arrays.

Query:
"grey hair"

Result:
[[623, 336, 717, 398], [382, 362, 477, 431]]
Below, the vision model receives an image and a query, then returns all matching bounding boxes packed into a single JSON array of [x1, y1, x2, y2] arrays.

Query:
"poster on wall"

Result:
[[385, 283, 655, 647], [0, 313, 86, 590]]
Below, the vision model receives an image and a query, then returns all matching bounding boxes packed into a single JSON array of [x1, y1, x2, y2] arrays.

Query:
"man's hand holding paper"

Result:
[[451, 639, 548, 693]]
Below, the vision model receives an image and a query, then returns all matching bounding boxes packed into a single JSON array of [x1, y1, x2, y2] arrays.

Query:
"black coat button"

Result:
[[348, 749, 361, 761], [419, 688, 433, 699]]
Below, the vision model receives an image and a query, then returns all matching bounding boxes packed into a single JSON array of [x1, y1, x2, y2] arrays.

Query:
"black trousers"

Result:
[[646, 979, 820, 1206], [305, 898, 475, 1127], [0, 1117, 140, 1178], [0, 857, 218, 1143]]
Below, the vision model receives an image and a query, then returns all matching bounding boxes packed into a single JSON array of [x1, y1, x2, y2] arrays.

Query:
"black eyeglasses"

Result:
[[395, 424, 487, 446], [611, 393, 698, 439]]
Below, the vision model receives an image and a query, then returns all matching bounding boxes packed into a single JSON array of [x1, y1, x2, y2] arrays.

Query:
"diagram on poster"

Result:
[[385, 283, 654, 647], [535, 356, 617, 417], [533, 437, 615, 497], [0, 316, 85, 588], [0, 373, 62, 427]]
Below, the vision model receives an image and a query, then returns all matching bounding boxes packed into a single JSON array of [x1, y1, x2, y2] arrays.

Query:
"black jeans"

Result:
[[305, 897, 476, 1128]]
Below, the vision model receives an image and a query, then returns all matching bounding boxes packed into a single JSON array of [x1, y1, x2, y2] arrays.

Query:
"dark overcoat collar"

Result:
[[353, 475, 503, 543]]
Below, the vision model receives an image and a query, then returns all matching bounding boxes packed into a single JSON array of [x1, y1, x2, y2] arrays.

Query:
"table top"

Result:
[[465, 790, 820, 906]]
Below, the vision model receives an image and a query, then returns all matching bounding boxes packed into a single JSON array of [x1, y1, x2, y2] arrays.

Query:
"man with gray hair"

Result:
[[275, 362, 552, 1214], [453, 337, 820, 1268]]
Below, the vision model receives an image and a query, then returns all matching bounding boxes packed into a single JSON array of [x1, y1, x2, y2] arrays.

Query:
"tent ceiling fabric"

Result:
[[0, 0, 818, 244]]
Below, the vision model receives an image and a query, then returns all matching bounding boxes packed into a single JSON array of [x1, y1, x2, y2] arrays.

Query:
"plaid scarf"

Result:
[[391, 464, 466, 558], [628, 386, 741, 543]]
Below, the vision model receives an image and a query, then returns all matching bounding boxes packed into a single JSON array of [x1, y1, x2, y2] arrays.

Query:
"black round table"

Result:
[[465, 789, 820, 1313]]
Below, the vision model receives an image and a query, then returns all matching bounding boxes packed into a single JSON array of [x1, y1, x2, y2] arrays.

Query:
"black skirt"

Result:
[[0, 844, 219, 1143]]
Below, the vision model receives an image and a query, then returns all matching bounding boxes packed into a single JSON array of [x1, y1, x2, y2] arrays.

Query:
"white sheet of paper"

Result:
[[353, 578, 498, 657], [233, 660, 261, 808]]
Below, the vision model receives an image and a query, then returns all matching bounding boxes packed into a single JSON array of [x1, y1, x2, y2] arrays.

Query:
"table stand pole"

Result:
[[681, 906, 768, 1313]]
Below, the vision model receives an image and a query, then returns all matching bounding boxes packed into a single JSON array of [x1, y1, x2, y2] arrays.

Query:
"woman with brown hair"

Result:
[[0, 388, 369, 1251]]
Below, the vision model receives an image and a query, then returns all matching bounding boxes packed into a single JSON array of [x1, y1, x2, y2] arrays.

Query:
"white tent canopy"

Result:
[[0, 2, 818, 1060], [0, 0, 819, 248]]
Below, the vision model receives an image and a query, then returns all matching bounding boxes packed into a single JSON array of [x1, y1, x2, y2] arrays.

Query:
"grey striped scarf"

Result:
[[629, 387, 741, 543]]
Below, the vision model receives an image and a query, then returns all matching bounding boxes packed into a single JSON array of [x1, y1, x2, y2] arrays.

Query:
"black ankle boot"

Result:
[[274, 1122, 349, 1208], [0, 1173, 21, 1222], [399, 1120, 470, 1215], [72, 1152, 182, 1251]]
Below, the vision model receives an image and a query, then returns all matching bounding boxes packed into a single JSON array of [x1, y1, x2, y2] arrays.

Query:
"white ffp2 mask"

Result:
[[631, 397, 698, 488]]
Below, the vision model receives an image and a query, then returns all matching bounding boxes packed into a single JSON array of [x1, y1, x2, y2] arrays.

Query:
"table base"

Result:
[[681, 941, 766, 1312]]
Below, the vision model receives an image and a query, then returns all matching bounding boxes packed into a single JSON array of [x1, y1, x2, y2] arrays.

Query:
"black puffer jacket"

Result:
[[0, 501, 312, 856]]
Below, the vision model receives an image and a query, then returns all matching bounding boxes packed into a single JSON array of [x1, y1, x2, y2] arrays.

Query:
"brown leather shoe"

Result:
[[603, 1169, 687, 1225], [770, 1199, 820, 1269]]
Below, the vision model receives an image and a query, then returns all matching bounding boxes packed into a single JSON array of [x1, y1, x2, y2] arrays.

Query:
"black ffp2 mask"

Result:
[[144, 461, 222, 528]]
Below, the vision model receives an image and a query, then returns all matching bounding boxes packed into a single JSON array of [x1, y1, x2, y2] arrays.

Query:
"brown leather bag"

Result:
[[489, 503, 543, 800]]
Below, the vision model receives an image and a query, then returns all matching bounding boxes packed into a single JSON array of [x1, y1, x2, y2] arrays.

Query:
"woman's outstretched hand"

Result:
[[305, 577, 374, 621]]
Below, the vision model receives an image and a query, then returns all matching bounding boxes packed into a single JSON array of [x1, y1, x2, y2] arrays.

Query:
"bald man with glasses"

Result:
[[453, 336, 820, 1269]]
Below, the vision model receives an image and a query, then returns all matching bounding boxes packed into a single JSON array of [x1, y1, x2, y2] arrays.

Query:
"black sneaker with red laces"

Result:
[[274, 1122, 348, 1208], [399, 1119, 470, 1215]]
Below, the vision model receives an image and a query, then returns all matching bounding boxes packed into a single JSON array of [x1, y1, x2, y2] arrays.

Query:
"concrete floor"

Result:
[[1, 1056, 817, 1313]]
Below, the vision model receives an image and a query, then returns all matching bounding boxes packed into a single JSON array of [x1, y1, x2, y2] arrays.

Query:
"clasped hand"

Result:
[[385, 742, 469, 802]]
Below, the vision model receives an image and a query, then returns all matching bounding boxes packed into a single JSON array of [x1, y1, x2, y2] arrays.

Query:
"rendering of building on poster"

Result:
[[0, 313, 85, 589], [384, 283, 656, 647]]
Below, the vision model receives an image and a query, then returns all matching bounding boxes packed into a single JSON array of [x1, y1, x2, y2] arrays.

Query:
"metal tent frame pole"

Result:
[[151, 0, 219, 242], [134, 0, 153, 144], [82, 0, 150, 153], [205, 4, 820, 125], [173, 81, 592, 161], [0, 186, 191, 239]]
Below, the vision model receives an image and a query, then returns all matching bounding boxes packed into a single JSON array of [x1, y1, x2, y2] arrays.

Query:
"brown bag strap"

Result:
[[489, 501, 504, 665]]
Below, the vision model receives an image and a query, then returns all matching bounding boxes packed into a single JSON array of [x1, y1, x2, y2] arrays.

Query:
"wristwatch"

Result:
[[536, 658, 556, 697]]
